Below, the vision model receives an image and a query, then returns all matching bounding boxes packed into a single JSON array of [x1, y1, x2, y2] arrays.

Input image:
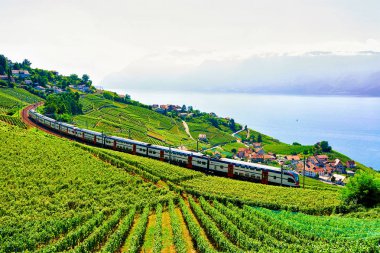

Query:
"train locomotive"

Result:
[[28, 109, 300, 187]]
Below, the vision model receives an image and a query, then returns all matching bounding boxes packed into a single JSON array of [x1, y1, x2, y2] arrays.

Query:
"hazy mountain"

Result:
[[102, 52, 380, 96]]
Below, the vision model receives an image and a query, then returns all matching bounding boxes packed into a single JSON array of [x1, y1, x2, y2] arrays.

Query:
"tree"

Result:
[[21, 59, 31, 69], [231, 148, 237, 154], [341, 170, 380, 207], [229, 118, 236, 132], [257, 134, 263, 143], [188, 106, 193, 112], [209, 118, 219, 128], [81, 74, 90, 84], [320, 141, 332, 152], [0, 54, 7, 75], [181, 105, 187, 112]]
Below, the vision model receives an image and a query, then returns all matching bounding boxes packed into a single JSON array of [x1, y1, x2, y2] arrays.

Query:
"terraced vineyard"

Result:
[[74, 95, 194, 147], [0, 114, 27, 128], [0, 87, 43, 115]]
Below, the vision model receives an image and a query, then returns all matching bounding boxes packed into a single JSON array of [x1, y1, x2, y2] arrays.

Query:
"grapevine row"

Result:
[[153, 203, 163, 253], [101, 208, 136, 253], [168, 199, 187, 253], [127, 206, 150, 253]]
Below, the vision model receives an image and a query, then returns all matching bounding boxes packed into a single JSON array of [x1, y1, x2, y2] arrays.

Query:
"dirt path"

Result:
[[182, 120, 194, 140]]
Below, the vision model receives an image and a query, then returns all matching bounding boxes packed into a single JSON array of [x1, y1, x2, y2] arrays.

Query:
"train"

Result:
[[28, 109, 300, 187]]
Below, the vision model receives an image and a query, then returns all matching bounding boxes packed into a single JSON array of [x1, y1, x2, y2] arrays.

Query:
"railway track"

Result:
[[21, 102, 70, 139]]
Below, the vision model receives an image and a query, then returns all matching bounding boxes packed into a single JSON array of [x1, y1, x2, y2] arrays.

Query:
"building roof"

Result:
[[285, 155, 300, 161]]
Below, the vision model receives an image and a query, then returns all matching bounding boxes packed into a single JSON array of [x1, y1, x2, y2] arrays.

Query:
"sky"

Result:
[[1, 0, 380, 91]]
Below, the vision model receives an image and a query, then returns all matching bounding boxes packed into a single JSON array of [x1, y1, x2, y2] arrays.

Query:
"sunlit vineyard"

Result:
[[0, 87, 43, 115], [178, 175, 343, 214], [0, 122, 175, 252], [0, 114, 27, 128]]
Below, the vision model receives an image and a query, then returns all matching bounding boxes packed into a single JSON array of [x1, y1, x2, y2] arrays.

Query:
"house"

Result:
[[152, 104, 159, 109], [24, 79, 33, 85], [198, 134, 207, 141], [252, 142, 262, 148], [346, 160, 356, 169], [347, 170, 355, 177], [333, 159, 346, 173], [308, 156, 324, 167], [263, 154, 276, 161], [284, 155, 300, 164], [237, 148, 252, 159], [12, 70, 30, 78], [316, 155, 329, 163], [209, 112, 217, 117], [35, 86, 46, 91], [251, 153, 264, 163], [160, 105, 168, 110], [179, 113, 188, 118], [254, 148, 265, 155], [0, 75, 8, 80], [154, 108, 165, 114]]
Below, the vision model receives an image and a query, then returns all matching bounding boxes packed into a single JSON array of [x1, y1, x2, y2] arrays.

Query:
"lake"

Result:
[[110, 89, 380, 170]]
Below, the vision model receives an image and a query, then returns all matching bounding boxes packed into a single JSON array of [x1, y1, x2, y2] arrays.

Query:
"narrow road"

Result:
[[182, 120, 194, 140], [231, 127, 245, 137]]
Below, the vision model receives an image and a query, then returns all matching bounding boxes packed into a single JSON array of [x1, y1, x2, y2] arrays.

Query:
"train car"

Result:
[[28, 109, 300, 187], [220, 158, 299, 187]]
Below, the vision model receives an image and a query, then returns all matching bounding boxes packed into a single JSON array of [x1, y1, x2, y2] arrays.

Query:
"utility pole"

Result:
[[169, 145, 172, 164], [102, 131, 105, 148], [303, 156, 306, 188], [280, 164, 283, 186], [196, 139, 199, 152]]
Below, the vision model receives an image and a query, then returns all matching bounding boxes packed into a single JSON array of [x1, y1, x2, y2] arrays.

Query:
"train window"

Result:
[[287, 178, 295, 183], [202, 162, 206, 165], [197, 161, 201, 164], [273, 176, 276, 180], [220, 165, 223, 169]]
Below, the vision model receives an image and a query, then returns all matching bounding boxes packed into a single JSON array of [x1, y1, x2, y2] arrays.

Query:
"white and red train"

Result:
[[29, 109, 300, 187]]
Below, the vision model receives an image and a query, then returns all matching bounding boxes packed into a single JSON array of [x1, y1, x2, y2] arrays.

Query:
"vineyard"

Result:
[[0, 87, 43, 115], [0, 122, 175, 252], [74, 95, 195, 148], [1, 120, 380, 252]]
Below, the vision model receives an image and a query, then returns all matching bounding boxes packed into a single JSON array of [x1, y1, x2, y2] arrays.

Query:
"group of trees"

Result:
[[342, 170, 380, 207], [43, 92, 83, 121]]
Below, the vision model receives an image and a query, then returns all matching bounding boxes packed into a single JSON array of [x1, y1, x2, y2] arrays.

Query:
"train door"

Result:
[[187, 156, 193, 169], [261, 170, 269, 184], [227, 164, 234, 178], [132, 144, 136, 155], [93, 135, 96, 144], [113, 140, 116, 150], [160, 150, 164, 161]]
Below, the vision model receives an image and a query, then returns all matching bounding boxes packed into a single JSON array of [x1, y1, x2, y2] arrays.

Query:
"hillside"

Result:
[[1, 121, 379, 252]]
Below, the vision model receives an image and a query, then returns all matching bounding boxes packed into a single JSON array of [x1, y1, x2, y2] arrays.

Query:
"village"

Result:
[[229, 143, 356, 185]]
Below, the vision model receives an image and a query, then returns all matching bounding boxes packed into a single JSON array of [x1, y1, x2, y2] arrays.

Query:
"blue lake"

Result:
[[110, 89, 380, 170]]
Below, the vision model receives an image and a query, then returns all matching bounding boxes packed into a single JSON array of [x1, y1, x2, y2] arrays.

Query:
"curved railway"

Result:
[[21, 103, 300, 187]]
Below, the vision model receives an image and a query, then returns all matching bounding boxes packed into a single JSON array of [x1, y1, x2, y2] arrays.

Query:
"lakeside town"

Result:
[[150, 103, 357, 185]]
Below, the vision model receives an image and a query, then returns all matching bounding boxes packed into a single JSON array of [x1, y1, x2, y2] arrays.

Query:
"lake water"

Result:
[[110, 89, 380, 170]]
